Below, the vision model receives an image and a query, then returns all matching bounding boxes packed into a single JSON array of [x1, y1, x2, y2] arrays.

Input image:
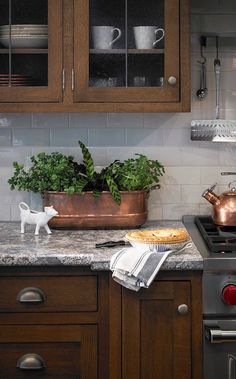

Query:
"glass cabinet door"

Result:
[[0, 0, 62, 103], [74, 0, 180, 103]]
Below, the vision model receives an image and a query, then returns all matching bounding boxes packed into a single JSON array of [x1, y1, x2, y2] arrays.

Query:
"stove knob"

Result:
[[222, 284, 236, 305]]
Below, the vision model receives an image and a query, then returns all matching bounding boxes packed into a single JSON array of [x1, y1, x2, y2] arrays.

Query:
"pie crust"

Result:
[[125, 228, 189, 245]]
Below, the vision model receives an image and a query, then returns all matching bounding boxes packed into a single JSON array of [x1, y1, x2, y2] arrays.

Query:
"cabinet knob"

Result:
[[177, 304, 189, 315], [167, 76, 177, 85], [17, 287, 46, 303], [17, 353, 46, 370]]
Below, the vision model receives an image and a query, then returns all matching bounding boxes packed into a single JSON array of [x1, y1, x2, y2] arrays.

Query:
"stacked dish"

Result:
[[125, 228, 190, 252], [0, 74, 35, 86], [0, 24, 48, 48]]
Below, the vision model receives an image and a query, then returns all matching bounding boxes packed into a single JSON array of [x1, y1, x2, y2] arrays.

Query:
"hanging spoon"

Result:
[[196, 37, 208, 100], [196, 60, 208, 100]]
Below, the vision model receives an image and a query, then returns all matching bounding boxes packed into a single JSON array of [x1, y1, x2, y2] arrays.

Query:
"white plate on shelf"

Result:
[[0, 24, 48, 29], [0, 33, 48, 37], [0, 36, 48, 48]]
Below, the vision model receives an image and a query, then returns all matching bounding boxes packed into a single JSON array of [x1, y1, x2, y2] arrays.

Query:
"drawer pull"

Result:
[[17, 287, 46, 303], [17, 353, 46, 370]]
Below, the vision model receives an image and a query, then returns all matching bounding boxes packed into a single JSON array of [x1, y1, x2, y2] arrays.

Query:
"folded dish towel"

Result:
[[110, 243, 191, 291]]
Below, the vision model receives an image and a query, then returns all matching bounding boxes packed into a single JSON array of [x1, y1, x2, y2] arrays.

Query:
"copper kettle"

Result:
[[202, 172, 236, 226]]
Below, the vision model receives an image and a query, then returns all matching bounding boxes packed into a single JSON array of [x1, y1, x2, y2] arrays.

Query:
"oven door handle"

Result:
[[206, 327, 236, 343]]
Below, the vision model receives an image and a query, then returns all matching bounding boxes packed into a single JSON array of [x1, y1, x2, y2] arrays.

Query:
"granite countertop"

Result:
[[0, 221, 203, 270]]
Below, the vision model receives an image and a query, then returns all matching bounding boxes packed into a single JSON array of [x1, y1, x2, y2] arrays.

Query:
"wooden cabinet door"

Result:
[[73, 0, 181, 104], [0, 0, 63, 103], [122, 281, 191, 379], [0, 324, 97, 378]]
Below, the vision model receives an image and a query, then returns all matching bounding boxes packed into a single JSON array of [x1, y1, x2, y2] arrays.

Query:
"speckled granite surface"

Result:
[[0, 221, 203, 270]]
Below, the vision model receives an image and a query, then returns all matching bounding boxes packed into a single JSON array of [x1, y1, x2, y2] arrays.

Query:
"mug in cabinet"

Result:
[[92, 26, 122, 49], [133, 26, 165, 49]]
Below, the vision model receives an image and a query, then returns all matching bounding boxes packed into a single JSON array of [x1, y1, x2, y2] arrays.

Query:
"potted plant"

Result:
[[8, 141, 165, 229]]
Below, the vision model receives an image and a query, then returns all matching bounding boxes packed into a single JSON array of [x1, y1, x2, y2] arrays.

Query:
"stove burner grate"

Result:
[[195, 216, 236, 253]]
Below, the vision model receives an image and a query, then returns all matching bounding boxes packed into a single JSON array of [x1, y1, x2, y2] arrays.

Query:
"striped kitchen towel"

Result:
[[110, 247, 172, 291], [110, 243, 191, 291]]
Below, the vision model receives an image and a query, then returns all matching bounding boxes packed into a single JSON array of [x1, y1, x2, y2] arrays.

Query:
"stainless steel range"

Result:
[[183, 215, 236, 379]]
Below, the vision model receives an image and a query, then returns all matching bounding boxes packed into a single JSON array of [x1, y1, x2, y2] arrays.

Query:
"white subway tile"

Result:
[[0, 147, 32, 167], [30, 192, 43, 211], [0, 113, 31, 128], [0, 204, 11, 221], [11, 204, 21, 221], [163, 167, 201, 185], [199, 204, 212, 215], [50, 128, 88, 147], [181, 145, 219, 166], [148, 189, 161, 204], [200, 166, 236, 184], [106, 146, 164, 163], [219, 145, 236, 166], [181, 184, 206, 204], [0, 129, 12, 146], [88, 128, 126, 146], [0, 186, 30, 205], [219, 0, 236, 13], [191, 0, 220, 14], [147, 204, 163, 220], [69, 113, 107, 128], [201, 15, 236, 34], [126, 128, 163, 146], [158, 185, 181, 204], [13, 129, 50, 147], [155, 147, 182, 166], [32, 113, 69, 128], [163, 128, 193, 147], [0, 167, 13, 183], [162, 204, 200, 220], [107, 113, 143, 128], [143, 113, 193, 129]]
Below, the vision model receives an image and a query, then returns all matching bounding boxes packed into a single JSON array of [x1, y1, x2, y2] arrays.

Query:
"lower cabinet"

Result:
[[0, 268, 106, 379], [0, 268, 202, 379], [0, 325, 97, 378], [121, 272, 202, 379]]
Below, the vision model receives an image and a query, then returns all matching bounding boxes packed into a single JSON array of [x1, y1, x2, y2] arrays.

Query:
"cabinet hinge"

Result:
[[62, 69, 65, 91], [71, 68, 75, 91]]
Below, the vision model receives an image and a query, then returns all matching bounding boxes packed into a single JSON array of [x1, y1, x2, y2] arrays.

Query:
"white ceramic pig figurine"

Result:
[[19, 202, 58, 235]]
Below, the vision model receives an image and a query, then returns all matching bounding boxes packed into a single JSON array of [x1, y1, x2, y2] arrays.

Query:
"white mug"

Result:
[[133, 26, 165, 49], [92, 26, 122, 49]]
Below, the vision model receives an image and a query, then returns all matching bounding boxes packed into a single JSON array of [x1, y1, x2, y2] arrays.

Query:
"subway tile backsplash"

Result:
[[1, 0, 236, 221]]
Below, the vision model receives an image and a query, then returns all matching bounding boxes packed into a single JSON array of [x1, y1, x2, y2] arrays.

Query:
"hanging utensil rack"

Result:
[[191, 34, 236, 142]]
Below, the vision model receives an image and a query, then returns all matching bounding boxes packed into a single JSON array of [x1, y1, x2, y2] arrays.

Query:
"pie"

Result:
[[125, 228, 190, 245]]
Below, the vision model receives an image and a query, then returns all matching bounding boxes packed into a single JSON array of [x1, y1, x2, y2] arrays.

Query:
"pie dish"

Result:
[[125, 228, 190, 252]]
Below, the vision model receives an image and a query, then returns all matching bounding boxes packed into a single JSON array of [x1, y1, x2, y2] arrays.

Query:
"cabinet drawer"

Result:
[[0, 324, 97, 378], [0, 276, 97, 312]]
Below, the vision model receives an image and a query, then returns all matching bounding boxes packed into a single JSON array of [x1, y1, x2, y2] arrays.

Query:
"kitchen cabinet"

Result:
[[0, 268, 202, 378], [122, 271, 202, 379], [0, 267, 109, 379], [0, 0, 190, 112], [0, 0, 63, 104]]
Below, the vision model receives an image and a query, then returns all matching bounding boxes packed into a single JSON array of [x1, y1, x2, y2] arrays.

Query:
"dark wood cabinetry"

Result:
[[0, 268, 107, 379], [0, 0, 63, 104], [0, 0, 190, 112], [121, 271, 202, 379], [0, 268, 202, 379]]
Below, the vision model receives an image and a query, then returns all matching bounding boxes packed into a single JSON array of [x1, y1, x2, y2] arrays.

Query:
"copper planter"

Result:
[[43, 190, 149, 229]]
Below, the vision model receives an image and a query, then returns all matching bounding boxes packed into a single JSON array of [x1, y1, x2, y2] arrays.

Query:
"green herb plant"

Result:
[[8, 141, 165, 205]]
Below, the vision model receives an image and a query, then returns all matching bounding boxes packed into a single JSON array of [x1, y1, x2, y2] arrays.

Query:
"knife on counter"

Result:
[[95, 240, 130, 248]]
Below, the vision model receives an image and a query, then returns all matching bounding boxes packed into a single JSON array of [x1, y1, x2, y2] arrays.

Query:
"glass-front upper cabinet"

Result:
[[74, 0, 181, 104], [0, 0, 62, 103]]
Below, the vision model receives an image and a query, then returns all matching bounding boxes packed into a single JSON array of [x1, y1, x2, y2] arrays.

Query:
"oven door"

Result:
[[204, 320, 236, 379]]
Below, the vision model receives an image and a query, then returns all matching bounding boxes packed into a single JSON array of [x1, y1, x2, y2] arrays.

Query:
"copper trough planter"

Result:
[[43, 190, 149, 229]]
